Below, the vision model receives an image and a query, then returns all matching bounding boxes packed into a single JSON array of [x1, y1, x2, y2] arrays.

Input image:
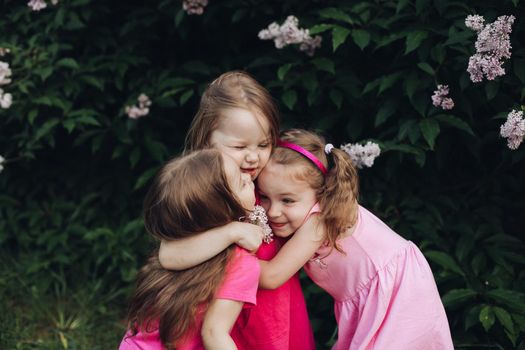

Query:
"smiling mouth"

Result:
[[242, 168, 258, 176], [269, 222, 286, 228]]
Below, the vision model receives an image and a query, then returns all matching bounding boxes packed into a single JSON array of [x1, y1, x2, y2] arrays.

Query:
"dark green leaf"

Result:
[[56, 58, 80, 70], [134, 167, 158, 190], [332, 26, 351, 52], [329, 89, 343, 109], [417, 62, 434, 76], [179, 90, 194, 106], [494, 307, 515, 332], [282, 90, 297, 110], [434, 114, 475, 136], [277, 63, 294, 81], [309, 24, 334, 35], [311, 58, 335, 74], [424, 250, 463, 275], [405, 31, 428, 54], [442, 289, 477, 308], [319, 8, 354, 24], [351, 29, 371, 50], [35, 119, 60, 141], [419, 118, 440, 149], [480, 306, 495, 331]]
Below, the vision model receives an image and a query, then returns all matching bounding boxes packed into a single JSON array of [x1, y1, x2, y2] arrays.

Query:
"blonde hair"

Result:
[[272, 129, 359, 252], [126, 149, 246, 349], [185, 70, 280, 152]]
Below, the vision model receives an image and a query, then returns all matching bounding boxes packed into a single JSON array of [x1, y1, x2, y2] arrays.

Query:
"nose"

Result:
[[267, 202, 281, 219], [245, 149, 258, 163]]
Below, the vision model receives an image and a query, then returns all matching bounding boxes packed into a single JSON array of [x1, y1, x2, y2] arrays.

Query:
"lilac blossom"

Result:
[[340, 141, 381, 169], [465, 15, 485, 32], [247, 205, 273, 244], [28, 0, 47, 11], [466, 15, 515, 83], [182, 0, 208, 15], [500, 109, 525, 150], [258, 16, 322, 56], [125, 93, 152, 119], [0, 61, 12, 86], [431, 85, 454, 110], [0, 89, 12, 109]]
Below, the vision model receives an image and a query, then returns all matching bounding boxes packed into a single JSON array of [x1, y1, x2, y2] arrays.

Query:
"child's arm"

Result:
[[259, 214, 325, 289], [201, 299, 243, 350], [159, 221, 263, 270]]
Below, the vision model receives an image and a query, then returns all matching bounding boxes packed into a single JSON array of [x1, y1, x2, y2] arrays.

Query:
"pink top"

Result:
[[119, 246, 260, 350], [230, 237, 315, 350], [304, 205, 454, 350]]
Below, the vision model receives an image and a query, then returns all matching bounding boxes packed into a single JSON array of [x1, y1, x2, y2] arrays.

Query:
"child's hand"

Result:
[[230, 221, 264, 252]]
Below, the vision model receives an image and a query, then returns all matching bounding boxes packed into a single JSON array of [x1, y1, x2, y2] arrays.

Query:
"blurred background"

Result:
[[1, 0, 524, 349]]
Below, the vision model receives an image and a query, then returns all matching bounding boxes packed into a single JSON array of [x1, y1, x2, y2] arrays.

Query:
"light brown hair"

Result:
[[126, 149, 246, 349], [185, 70, 280, 152], [271, 129, 359, 252]]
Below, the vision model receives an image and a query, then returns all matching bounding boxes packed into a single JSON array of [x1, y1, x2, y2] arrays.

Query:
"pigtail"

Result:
[[319, 148, 359, 252]]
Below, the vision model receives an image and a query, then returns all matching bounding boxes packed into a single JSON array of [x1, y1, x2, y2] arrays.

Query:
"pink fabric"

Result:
[[119, 247, 260, 350], [304, 205, 454, 350], [278, 140, 327, 175], [231, 237, 315, 350]]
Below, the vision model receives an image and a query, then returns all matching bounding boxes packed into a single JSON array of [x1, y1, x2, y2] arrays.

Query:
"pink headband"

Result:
[[277, 140, 327, 175]]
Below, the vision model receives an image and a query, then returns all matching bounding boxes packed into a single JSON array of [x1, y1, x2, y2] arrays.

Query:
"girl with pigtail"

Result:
[[256, 129, 454, 350]]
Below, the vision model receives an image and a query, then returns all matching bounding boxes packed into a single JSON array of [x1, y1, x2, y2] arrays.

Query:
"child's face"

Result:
[[209, 108, 272, 180], [257, 161, 317, 238], [223, 154, 256, 211]]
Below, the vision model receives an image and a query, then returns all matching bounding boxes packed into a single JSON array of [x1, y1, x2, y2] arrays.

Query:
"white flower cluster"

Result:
[[0, 48, 10, 57], [258, 16, 322, 56], [182, 0, 208, 15], [465, 14, 515, 82], [500, 109, 525, 150], [431, 85, 454, 110], [125, 93, 151, 119], [340, 141, 381, 169], [247, 205, 273, 244], [0, 155, 4, 173], [0, 61, 13, 109], [27, 0, 58, 11]]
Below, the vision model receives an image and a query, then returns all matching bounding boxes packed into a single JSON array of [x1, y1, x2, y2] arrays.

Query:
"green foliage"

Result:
[[1, 0, 524, 348]]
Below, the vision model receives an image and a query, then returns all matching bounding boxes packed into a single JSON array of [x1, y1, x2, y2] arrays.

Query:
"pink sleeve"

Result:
[[216, 246, 260, 306]]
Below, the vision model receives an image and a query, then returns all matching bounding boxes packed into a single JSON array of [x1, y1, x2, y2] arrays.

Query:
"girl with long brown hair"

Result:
[[256, 129, 454, 350], [120, 149, 260, 349], [158, 71, 315, 350]]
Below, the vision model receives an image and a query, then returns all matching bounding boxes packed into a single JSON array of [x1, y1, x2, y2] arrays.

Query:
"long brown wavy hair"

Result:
[[184, 70, 280, 152], [126, 149, 247, 349], [272, 129, 359, 252]]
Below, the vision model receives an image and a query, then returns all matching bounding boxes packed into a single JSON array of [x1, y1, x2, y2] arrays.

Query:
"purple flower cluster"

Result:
[[247, 205, 273, 244], [340, 141, 381, 169], [431, 85, 454, 110], [258, 16, 322, 56], [125, 94, 151, 119], [27, 0, 58, 11], [466, 14, 515, 83], [182, 0, 208, 15], [500, 109, 525, 150]]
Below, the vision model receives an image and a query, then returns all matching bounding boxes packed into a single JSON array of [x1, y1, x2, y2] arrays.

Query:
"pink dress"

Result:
[[304, 205, 454, 350], [119, 247, 260, 350], [231, 237, 315, 349]]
